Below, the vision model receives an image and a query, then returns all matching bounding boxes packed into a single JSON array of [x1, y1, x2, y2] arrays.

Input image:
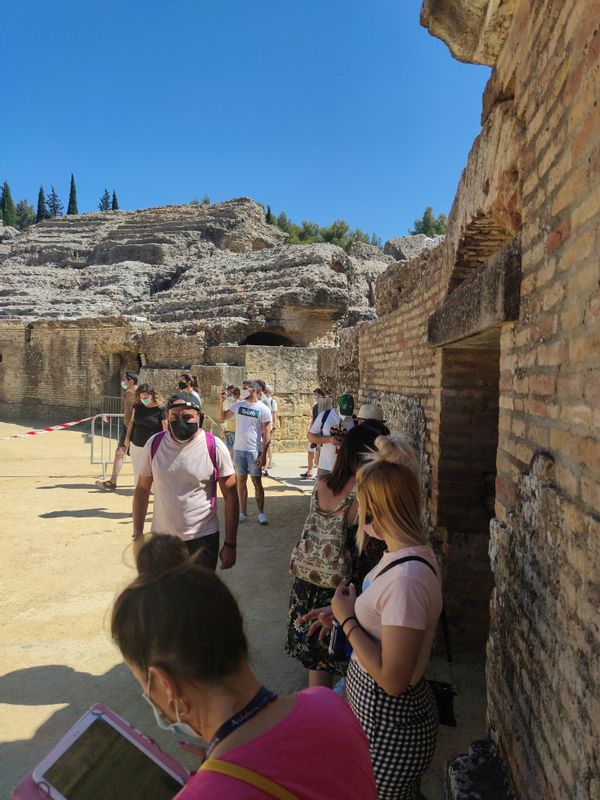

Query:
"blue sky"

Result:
[[3, 1, 490, 242]]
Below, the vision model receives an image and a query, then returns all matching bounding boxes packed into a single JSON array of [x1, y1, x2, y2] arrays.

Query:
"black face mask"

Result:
[[178, 381, 187, 390], [169, 418, 198, 442]]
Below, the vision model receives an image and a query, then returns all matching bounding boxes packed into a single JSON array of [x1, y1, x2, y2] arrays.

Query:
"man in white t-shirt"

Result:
[[308, 393, 356, 475], [219, 379, 272, 525], [132, 393, 239, 570]]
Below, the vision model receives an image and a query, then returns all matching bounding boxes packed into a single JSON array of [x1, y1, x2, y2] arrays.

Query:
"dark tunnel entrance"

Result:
[[240, 331, 296, 346]]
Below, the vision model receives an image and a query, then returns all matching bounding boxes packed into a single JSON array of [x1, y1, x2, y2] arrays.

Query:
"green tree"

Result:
[[276, 211, 293, 234], [321, 219, 351, 248], [46, 185, 63, 217], [111, 190, 119, 210], [98, 189, 110, 211], [36, 187, 48, 222], [15, 199, 36, 230], [67, 174, 78, 215], [410, 206, 448, 236], [298, 220, 322, 242], [201, 194, 210, 206], [267, 207, 382, 252], [1, 182, 17, 227]]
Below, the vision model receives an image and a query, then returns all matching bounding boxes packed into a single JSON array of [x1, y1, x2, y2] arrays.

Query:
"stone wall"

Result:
[[202, 345, 320, 450], [0, 323, 320, 450], [483, 2, 600, 797], [319, 1, 599, 797], [0, 319, 138, 419]]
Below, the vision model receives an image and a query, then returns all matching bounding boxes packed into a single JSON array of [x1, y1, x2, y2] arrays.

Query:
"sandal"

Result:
[[300, 472, 314, 479], [95, 480, 117, 491]]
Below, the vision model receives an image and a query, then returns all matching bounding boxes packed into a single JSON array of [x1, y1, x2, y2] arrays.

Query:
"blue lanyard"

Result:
[[206, 686, 277, 756]]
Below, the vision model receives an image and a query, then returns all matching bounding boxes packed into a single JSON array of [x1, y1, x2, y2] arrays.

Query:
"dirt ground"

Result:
[[0, 419, 486, 798]]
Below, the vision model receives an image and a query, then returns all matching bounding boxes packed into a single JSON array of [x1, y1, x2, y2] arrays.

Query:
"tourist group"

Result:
[[99, 371, 443, 799]]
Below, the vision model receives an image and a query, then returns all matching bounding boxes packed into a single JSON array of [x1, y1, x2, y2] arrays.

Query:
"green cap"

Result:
[[338, 393, 354, 416]]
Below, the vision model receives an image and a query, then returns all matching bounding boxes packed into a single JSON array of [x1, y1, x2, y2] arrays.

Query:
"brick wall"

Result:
[[486, 1, 600, 797], [321, 0, 600, 796]]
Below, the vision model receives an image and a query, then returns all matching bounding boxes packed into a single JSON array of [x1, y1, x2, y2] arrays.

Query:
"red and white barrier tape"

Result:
[[1, 416, 97, 440]]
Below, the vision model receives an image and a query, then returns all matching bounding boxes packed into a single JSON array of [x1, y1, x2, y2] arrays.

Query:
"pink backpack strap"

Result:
[[206, 431, 219, 510], [150, 430, 168, 460]]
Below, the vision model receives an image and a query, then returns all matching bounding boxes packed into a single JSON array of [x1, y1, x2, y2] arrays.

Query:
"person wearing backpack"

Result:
[[300, 435, 442, 800], [131, 393, 239, 571], [308, 393, 356, 476], [286, 425, 383, 689]]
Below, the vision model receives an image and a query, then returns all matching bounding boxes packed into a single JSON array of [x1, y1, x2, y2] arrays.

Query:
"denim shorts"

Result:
[[233, 449, 262, 477]]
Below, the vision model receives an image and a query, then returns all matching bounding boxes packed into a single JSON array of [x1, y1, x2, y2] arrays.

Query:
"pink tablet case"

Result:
[[11, 703, 190, 799]]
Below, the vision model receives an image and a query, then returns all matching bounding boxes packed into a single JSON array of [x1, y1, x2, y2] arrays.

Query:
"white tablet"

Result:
[[31, 708, 187, 800]]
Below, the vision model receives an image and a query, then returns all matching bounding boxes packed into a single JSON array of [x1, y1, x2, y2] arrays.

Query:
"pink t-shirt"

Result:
[[353, 545, 443, 684], [137, 430, 234, 540], [175, 687, 376, 799]]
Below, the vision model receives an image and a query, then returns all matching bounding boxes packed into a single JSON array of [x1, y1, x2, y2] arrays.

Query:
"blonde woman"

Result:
[[124, 384, 167, 486], [301, 435, 442, 800]]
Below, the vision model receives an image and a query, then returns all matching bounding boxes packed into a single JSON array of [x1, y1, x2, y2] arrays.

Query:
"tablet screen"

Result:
[[40, 717, 184, 800]]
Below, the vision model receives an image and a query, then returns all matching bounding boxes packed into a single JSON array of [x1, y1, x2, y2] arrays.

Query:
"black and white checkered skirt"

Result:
[[346, 659, 438, 800]]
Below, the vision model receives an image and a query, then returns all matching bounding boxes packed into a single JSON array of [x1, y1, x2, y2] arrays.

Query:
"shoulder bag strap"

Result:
[[200, 757, 299, 800], [319, 408, 332, 437], [205, 431, 218, 510], [374, 555, 452, 664]]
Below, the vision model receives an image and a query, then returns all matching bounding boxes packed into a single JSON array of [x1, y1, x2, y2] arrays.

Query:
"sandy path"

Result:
[[0, 419, 307, 793], [0, 419, 485, 798]]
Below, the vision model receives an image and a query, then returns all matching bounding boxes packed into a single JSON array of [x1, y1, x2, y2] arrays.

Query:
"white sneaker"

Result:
[[239, 512, 249, 522], [258, 512, 268, 525]]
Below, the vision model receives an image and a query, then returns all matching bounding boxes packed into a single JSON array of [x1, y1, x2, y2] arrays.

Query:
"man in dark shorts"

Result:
[[131, 393, 239, 570]]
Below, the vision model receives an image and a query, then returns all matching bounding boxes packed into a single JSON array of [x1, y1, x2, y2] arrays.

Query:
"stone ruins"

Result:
[[1, 0, 599, 797]]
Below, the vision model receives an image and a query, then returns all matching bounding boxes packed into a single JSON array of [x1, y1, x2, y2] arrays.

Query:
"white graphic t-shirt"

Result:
[[229, 401, 272, 451]]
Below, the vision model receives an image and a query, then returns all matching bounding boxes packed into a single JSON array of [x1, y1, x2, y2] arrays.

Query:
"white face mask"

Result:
[[120, 381, 128, 390], [143, 679, 205, 743], [311, 394, 318, 403], [241, 389, 251, 399]]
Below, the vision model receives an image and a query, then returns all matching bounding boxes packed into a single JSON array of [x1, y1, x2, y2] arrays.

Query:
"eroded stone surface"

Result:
[[421, 0, 516, 66], [0, 198, 390, 347]]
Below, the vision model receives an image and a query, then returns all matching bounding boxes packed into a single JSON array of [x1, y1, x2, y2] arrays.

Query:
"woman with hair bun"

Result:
[[111, 535, 377, 799], [303, 435, 442, 800]]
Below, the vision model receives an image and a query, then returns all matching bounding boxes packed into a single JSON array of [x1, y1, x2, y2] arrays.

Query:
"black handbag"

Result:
[[373, 555, 457, 727]]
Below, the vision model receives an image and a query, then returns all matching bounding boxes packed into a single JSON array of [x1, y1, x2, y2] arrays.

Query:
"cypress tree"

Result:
[[265, 205, 274, 224], [46, 185, 64, 217], [1, 182, 17, 227], [36, 187, 47, 222], [111, 190, 119, 210], [67, 174, 78, 215], [98, 189, 110, 211]]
